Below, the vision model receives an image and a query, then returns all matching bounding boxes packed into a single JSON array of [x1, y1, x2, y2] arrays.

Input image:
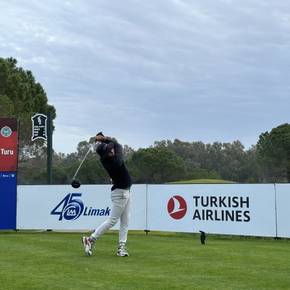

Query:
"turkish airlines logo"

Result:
[[167, 195, 187, 219]]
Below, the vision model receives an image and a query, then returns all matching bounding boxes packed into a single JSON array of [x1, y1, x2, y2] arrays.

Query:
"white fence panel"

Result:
[[276, 184, 290, 238], [147, 184, 276, 237], [17, 184, 146, 230]]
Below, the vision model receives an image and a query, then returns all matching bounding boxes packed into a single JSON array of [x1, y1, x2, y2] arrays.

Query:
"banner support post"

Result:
[[47, 112, 52, 184]]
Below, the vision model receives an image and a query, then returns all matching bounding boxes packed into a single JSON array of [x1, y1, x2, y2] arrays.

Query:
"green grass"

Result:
[[170, 179, 236, 184], [0, 231, 290, 290]]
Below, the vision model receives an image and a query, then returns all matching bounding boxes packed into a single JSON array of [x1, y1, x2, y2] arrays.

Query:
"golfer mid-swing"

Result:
[[82, 132, 132, 257]]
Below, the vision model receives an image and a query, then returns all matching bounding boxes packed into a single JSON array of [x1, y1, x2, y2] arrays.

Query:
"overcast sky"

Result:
[[1, 0, 289, 153]]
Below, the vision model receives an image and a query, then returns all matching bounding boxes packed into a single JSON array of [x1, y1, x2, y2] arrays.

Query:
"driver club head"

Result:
[[71, 179, 81, 188]]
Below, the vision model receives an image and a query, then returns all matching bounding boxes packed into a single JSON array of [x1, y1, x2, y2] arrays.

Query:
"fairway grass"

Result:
[[170, 179, 236, 184], [0, 231, 290, 290]]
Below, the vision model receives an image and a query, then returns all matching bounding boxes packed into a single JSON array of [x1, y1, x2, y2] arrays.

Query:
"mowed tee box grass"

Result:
[[0, 231, 290, 290]]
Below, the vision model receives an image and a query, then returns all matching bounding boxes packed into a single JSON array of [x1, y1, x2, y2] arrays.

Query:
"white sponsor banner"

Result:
[[275, 184, 290, 238], [17, 184, 146, 230], [147, 184, 276, 237]]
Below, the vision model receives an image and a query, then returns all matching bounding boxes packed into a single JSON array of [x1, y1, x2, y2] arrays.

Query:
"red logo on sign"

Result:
[[167, 195, 187, 219]]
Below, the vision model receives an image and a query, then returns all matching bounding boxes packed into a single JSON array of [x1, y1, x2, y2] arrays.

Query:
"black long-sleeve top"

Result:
[[98, 139, 132, 191]]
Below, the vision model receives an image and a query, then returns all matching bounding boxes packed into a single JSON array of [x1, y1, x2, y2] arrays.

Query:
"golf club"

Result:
[[71, 144, 94, 188]]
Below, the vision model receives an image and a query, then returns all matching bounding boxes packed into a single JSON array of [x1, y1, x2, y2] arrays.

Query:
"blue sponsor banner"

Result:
[[0, 172, 17, 229]]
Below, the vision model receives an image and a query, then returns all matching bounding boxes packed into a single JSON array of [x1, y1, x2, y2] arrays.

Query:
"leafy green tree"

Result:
[[154, 139, 260, 182], [220, 141, 246, 182], [0, 57, 56, 184], [204, 142, 224, 177], [160, 139, 208, 169], [239, 146, 260, 183], [128, 147, 186, 183], [257, 123, 290, 182], [0, 57, 56, 150]]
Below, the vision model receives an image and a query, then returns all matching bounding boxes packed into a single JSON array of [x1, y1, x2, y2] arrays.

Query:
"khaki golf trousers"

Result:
[[91, 188, 131, 244]]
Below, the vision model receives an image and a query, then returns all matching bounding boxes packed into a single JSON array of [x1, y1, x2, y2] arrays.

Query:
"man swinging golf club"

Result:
[[82, 132, 132, 257]]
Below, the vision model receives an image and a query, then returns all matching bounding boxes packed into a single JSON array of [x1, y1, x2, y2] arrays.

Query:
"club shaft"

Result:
[[72, 146, 92, 180]]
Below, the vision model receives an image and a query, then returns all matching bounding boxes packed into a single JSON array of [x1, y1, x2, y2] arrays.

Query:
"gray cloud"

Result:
[[0, 0, 290, 153]]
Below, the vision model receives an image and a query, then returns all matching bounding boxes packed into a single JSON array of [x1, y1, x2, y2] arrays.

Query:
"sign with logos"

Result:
[[31, 113, 47, 141], [147, 184, 277, 237], [16, 183, 290, 238], [17, 184, 146, 230], [0, 172, 17, 229], [0, 118, 18, 229], [0, 118, 18, 171]]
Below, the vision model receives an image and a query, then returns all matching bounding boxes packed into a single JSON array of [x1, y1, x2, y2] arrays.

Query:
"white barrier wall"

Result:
[[17, 183, 290, 238], [17, 184, 146, 230], [147, 184, 277, 237], [276, 184, 290, 238]]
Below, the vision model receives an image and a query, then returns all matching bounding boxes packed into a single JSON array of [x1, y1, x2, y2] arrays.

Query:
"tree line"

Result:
[[16, 130, 290, 185], [1, 57, 290, 184]]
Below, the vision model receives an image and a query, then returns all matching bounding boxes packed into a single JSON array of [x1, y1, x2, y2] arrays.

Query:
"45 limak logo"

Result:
[[51, 193, 111, 221]]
